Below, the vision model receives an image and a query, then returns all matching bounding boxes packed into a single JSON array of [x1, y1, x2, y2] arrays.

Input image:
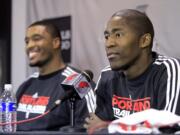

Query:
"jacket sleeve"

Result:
[[156, 59, 180, 115]]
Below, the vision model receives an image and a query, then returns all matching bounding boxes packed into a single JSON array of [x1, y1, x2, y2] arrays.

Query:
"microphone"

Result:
[[59, 70, 95, 132], [50, 70, 94, 111], [61, 70, 93, 99]]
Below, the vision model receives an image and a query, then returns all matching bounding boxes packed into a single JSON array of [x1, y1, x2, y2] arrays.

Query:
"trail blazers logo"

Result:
[[112, 95, 151, 118], [17, 93, 49, 118]]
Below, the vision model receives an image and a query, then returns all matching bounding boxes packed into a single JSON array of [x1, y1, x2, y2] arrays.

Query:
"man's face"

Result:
[[25, 25, 55, 67], [104, 16, 142, 71]]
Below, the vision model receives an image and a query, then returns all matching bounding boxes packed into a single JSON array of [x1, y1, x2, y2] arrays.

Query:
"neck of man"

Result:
[[123, 52, 153, 80], [39, 56, 66, 76]]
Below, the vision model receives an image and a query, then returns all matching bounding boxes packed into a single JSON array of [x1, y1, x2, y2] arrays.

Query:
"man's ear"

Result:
[[53, 37, 61, 49], [139, 33, 152, 48]]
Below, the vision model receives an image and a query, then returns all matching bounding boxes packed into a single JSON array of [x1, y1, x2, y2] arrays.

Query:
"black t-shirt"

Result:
[[95, 52, 180, 121], [16, 66, 96, 131]]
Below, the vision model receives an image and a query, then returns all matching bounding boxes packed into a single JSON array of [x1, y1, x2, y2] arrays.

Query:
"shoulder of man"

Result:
[[95, 65, 119, 90], [62, 65, 96, 87], [16, 72, 39, 101], [18, 72, 39, 88], [61, 65, 81, 78], [98, 65, 119, 80], [153, 52, 180, 70], [153, 52, 180, 115]]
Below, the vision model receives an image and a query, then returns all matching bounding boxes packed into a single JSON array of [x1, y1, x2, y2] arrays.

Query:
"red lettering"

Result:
[[36, 97, 49, 105], [126, 101, 132, 110], [133, 102, 140, 112], [143, 100, 150, 110], [112, 95, 151, 113], [138, 101, 144, 111], [133, 101, 151, 112], [118, 100, 126, 109], [19, 95, 49, 106], [112, 97, 118, 106], [20, 95, 33, 104], [31, 98, 37, 105]]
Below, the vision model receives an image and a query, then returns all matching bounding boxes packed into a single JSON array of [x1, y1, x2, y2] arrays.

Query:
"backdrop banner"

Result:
[[12, 0, 180, 90], [44, 16, 72, 63]]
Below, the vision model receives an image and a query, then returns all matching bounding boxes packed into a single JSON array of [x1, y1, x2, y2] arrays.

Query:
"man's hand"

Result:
[[84, 113, 109, 134]]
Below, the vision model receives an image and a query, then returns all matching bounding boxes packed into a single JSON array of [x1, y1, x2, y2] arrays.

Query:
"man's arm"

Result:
[[156, 58, 180, 115], [84, 70, 114, 131]]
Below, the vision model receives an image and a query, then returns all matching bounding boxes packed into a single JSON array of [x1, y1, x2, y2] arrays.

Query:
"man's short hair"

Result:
[[28, 20, 62, 41], [112, 9, 154, 48]]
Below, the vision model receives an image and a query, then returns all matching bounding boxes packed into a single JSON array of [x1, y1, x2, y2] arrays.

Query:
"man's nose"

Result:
[[26, 40, 36, 49], [105, 37, 116, 48]]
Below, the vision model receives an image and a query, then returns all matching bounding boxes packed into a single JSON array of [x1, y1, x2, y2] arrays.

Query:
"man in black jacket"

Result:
[[16, 20, 96, 131], [84, 9, 180, 131]]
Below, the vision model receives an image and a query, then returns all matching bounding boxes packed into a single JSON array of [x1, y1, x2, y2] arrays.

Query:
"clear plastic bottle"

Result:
[[1, 84, 17, 132]]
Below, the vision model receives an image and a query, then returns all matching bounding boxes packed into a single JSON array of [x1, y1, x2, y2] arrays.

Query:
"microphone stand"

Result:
[[59, 97, 86, 132], [70, 97, 75, 127]]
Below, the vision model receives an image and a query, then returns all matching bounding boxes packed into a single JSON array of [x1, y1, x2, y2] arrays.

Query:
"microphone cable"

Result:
[[0, 99, 61, 126]]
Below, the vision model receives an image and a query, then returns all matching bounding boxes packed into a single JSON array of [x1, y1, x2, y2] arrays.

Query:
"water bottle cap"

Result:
[[4, 84, 12, 91]]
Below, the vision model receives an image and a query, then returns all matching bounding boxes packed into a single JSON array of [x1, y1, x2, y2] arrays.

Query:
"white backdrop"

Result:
[[12, 0, 180, 91]]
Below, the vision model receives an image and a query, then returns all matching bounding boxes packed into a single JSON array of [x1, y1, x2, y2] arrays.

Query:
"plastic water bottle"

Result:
[[1, 84, 17, 132]]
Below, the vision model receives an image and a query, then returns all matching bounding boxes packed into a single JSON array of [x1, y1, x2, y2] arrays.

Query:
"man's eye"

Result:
[[115, 32, 123, 38], [33, 36, 43, 41], [25, 39, 29, 44], [104, 34, 110, 40]]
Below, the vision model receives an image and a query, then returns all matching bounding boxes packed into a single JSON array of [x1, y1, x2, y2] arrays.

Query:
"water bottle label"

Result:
[[1, 102, 16, 112]]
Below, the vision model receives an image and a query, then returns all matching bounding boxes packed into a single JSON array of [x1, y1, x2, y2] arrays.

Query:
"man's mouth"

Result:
[[29, 52, 39, 59], [107, 52, 119, 59], [28, 47, 40, 59]]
